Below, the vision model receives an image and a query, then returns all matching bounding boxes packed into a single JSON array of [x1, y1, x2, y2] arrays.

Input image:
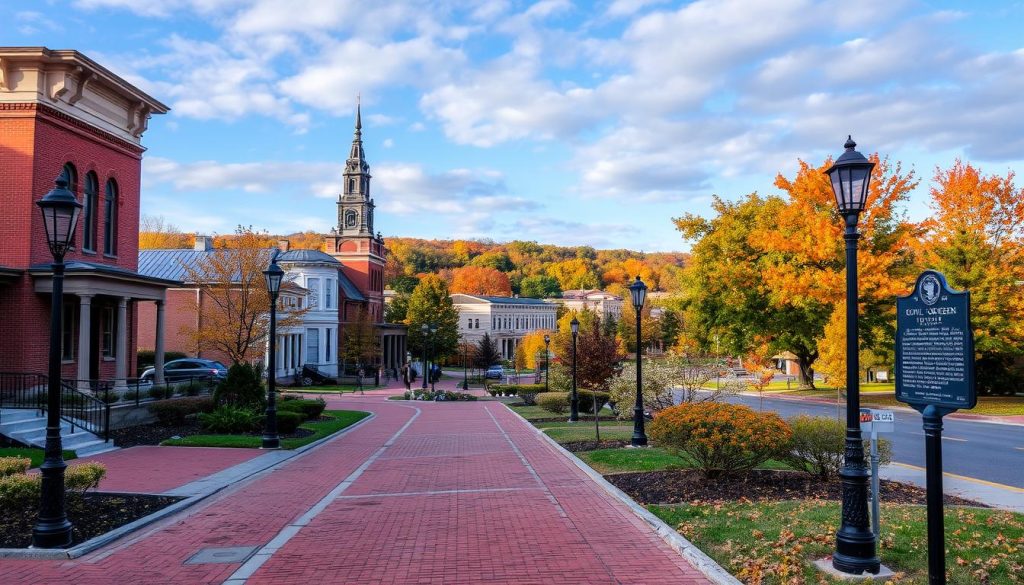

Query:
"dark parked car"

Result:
[[140, 358, 227, 383]]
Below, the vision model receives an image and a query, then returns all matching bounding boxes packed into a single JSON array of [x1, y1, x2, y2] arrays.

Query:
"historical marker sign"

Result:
[[895, 270, 976, 410]]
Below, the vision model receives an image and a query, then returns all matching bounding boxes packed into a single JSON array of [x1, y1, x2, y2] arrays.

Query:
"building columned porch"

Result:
[[29, 261, 178, 392], [380, 324, 407, 378]]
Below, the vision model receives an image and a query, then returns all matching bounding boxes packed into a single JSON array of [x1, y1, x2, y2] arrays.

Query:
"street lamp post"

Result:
[[543, 334, 550, 393], [629, 276, 648, 447], [420, 324, 429, 389], [262, 255, 284, 450], [569, 318, 579, 422], [429, 325, 437, 391], [462, 342, 469, 390], [33, 177, 82, 549], [826, 136, 880, 575]]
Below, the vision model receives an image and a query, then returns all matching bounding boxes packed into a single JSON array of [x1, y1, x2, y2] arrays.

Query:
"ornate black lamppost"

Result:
[[629, 275, 648, 447], [826, 136, 880, 575], [33, 177, 81, 549], [543, 334, 550, 393], [429, 324, 438, 391], [569, 317, 579, 422], [262, 255, 284, 450], [420, 324, 429, 389]]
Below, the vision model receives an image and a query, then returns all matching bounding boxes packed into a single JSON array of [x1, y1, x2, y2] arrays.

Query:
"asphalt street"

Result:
[[694, 391, 1024, 489]]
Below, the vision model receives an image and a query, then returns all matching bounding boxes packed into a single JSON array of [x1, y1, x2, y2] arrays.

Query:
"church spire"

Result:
[[348, 95, 366, 166]]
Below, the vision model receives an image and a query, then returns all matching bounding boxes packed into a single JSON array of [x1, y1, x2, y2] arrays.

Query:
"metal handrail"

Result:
[[0, 373, 48, 419]]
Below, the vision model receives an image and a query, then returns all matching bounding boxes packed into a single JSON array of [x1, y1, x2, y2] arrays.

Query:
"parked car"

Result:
[[485, 365, 504, 379], [140, 358, 227, 383]]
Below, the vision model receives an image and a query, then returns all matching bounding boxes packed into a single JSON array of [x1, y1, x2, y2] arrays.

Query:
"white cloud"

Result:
[[143, 157, 340, 196], [73, 0, 242, 18], [382, 139, 394, 148]]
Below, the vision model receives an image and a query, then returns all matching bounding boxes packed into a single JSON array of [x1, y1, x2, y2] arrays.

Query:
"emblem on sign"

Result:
[[919, 274, 941, 306]]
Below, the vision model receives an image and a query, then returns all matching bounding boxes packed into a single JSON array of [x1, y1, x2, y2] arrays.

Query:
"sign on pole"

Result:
[[859, 409, 895, 541], [895, 270, 975, 585]]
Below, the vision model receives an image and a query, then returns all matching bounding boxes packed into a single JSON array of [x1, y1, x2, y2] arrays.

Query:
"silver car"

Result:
[[140, 358, 227, 383]]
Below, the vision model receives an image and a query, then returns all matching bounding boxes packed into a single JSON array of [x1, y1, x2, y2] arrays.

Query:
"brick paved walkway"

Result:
[[0, 395, 714, 584], [80, 446, 264, 494]]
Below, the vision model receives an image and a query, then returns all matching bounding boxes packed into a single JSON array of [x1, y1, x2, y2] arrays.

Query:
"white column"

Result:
[[114, 297, 128, 390], [154, 300, 165, 384], [77, 295, 93, 390]]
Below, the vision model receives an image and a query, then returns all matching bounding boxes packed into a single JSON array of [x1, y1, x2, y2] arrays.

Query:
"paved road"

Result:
[[688, 390, 1024, 489]]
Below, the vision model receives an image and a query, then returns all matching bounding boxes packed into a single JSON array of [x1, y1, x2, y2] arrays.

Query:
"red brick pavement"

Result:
[[1, 397, 715, 584], [78, 446, 264, 494]]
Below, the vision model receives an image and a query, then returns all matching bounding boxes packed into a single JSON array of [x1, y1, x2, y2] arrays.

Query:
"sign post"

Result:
[[859, 409, 894, 540], [896, 270, 975, 585]]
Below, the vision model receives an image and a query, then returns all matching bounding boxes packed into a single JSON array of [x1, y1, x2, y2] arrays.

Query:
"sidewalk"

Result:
[[0, 394, 721, 584]]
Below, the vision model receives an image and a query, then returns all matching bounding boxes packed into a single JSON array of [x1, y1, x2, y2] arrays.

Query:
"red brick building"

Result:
[[0, 47, 172, 388]]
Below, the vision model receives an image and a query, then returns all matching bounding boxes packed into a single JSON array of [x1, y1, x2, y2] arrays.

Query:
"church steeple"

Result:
[[338, 95, 374, 236]]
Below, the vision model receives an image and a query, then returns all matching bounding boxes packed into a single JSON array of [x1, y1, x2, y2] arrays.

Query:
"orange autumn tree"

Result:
[[449, 265, 512, 296], [139, 215, 192, 249], [760, 156, 919, 388], [914, 160, 1024, 393]]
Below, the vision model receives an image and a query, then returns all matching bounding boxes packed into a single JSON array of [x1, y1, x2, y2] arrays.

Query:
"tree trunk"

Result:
[[797, 355, 815, 389]]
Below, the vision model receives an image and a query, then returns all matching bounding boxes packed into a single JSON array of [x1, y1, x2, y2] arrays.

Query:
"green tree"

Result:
[[341, 307, 381, 367], [475, 332, 502, 367], [406, 274, 460, 360], [384, 292, 409, 323], [519, 274, 561, 298], [553, 309, 620, 389], [617, 302, 662, 355]]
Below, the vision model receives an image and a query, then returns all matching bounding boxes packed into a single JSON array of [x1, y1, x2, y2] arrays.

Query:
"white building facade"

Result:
[[451, 294, 558, 359], [556, 290, 624, 322], [278, 249, 343, 378]]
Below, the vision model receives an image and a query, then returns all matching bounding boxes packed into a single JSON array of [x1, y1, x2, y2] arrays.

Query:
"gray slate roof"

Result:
[[29, 260, 180, 285], [338, 271, 366, 302], [277, 249, 341, 264]]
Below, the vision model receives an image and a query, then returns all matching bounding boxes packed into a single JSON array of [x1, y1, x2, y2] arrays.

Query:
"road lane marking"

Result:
[[914, 433, 967, 442], [891, 462, 1024, 493]]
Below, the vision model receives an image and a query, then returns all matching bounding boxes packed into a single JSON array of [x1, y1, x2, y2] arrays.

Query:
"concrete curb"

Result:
[[503, 406, 741, 585], [0, 410, 376, 560]]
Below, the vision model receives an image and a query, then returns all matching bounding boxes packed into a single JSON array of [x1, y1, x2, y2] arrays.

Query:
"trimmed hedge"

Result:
[[149, 397, 216, 426], [277, 398, 327, 421], [537, 392, 570, 414], [578, 390, 610, 413], [199, 406, 257, 434], [490, 384, 546, 405], [271, 411, 304, 434]]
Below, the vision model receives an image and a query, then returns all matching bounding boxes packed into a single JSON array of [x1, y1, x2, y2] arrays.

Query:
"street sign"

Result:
[[858, 409, 895, 434], [895, 270, 975, 409], [859, 408, 895, 542]]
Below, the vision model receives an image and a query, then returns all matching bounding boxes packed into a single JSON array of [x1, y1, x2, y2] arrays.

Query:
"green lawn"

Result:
[[0, 447, 76, 468], [537, 422, 635, 443], [650, 500, 1024, 584], [579, 447, 791, 474], [160, 410, 371, 449], [508, 404, 616, 422]]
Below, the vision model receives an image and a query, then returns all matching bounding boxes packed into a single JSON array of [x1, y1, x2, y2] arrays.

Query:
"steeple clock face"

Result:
[[345, 209, 358, 229]]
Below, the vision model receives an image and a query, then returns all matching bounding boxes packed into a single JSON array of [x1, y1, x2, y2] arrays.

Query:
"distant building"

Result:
[[0, 47, 171, 388], [451, 294, 557, 360], [556, 290, 623, 322]]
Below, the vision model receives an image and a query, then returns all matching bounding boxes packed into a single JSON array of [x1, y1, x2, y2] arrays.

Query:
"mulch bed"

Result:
[[562, 439, 630, 452], [528, 416, 619, 424], [0, 492, 182, 548], [606, 469, 987, 507]]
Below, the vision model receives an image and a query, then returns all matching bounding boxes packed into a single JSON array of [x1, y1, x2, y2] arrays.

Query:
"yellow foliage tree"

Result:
[[515, 329, 554, 370]]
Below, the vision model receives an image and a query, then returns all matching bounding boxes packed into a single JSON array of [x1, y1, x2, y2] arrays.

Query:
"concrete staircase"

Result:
[[0, 409, 118, 457]]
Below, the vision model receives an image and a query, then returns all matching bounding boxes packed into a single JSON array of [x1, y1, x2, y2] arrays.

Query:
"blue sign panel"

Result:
[[896, 270, 975, 410]]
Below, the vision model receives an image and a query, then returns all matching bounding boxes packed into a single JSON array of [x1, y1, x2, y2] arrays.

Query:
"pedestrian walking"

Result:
[[357, 367, 365, 394], [402, 364, 411, 391]]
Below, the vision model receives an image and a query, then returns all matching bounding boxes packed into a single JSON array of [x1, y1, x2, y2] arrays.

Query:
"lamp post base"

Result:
[[261, 436, 280, 450], [31, 519, 72, 549]]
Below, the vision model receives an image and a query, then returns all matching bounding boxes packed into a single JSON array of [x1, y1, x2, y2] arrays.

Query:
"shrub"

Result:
[[214, 363, 265, 410], [149, 397, 216, 426], [199, 406, 257, 434], [66, 462, 106, 494], [281, 393, 301, 401], [0, 474, 40, 506], [537, 392, 570, 414], [577, 390, 610, 413], [0, 457, 31, 478], [123, 389, 141, 402], [492, 384, 546, 405], [490, 385, 519, 397], [649, 402, 792, 478], [99, 391, 119, 404], [270, 411, 304, 434], [149, 385, 171, 400], [277, 398, 326, 420], [783, 415, 893, 478]]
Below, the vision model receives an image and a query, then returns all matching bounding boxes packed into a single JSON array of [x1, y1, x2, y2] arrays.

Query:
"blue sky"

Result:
[[7, 0, 1024, 251]]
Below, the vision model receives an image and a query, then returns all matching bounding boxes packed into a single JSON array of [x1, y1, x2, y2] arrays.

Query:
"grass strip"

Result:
[[0, 448, 76, 468], [160, 410, 370, 449], [649, 500, 1024, 584]]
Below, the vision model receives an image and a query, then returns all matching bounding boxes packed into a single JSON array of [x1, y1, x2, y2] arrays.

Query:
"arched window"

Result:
[[104, 179, 118, 255], [348, 178, 356, 193], [59, 163, 78, 192], [83, 172, 98, 252]]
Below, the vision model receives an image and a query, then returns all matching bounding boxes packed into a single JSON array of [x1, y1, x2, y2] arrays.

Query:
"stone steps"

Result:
[[0, 408, 118, 457]]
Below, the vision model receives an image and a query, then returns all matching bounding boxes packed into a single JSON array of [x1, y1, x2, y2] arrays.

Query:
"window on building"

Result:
[[474, 318, 479, 329], [325, 328, 332, 361], [101, 306, 115, 358], [61, 303, 76, 361], [103, 179, 117, 255], [307, 277, 320, 309], [307, 328, 320, 365], [325, 278, 333, 309], [83, 172, 98, 251]]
